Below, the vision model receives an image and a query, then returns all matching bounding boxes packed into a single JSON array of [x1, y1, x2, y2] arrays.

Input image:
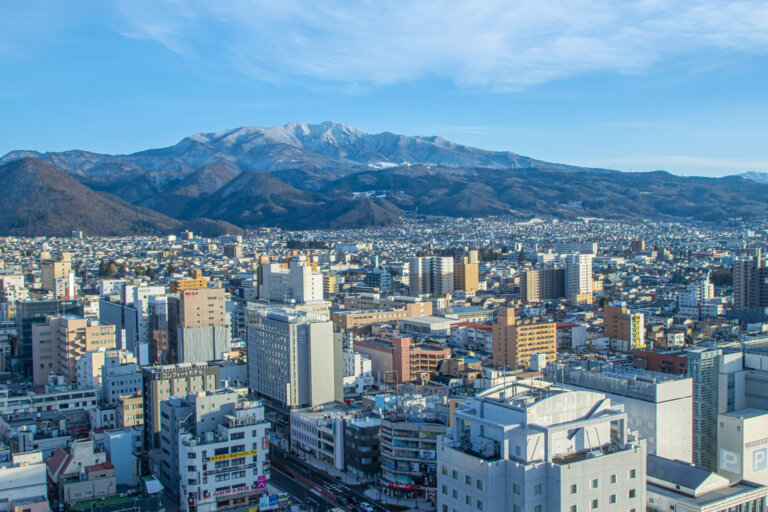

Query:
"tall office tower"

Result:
[[364, 269, 393, 291], [437, 382, 647, 512], [492, 306, 557, 370], [520, 269, 541, 302], [169, 269, 208, 294], [259, 256, 323, 303], [408, 257, 429, 296], [223, 243, 243, 259], [40, 251, 74, 297], [148, 295, 170, 363], [15, 299, 83, 377], [521, 267, 566, 303], [453, 257, 479, 292], [99, 283, 166, 359], [631, 239, 646, 252], [430, 257, 454, 295], [141, 362, 221, 449], [32, 315, 116, 385], [177, 288, 231, 363], [604, 305, 646, 352], [565, 253, 593, 300], [408, 257, 454, 296], [247, 310, 340, 411], [733, 250, 768, 311], [159, 390, 270, 511], [688, 347, 722, 471]]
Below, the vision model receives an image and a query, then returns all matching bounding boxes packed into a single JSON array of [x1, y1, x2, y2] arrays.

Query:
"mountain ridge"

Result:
[[1, 122, 767, 234]]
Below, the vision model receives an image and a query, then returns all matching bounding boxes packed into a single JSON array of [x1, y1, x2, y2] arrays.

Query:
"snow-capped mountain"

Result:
[[738, 171, 768, 184], [0, 121, 583, 185]]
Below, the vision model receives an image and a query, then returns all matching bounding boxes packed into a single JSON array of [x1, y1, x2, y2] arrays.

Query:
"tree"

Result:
[[106, 262, 118, 278]]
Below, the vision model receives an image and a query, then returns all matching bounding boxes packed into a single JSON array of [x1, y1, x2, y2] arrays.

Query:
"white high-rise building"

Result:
[[678, 278, 715, 308], [259, 257, 323, 303], [437, 380, 646, 512], [247, 310, 340, 409], [408, 257, 454, 296], [565, 253, 593, 299], [159, 390, 270, 512]]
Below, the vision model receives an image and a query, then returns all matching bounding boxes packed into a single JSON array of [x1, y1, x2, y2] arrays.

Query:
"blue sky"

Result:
[[2, 1, 768, 177]]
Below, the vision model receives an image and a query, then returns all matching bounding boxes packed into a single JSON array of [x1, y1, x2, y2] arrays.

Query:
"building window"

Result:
[[465, 475, 471, 485], [476, 480, 483, 490], [477, 500, 483, 510], [629, 469, 636, 479], [609, 495, 616, 504], [442, 485, 447, 494], [570, 484, 577, 494], [534, 506, 542, 512], [591, 499, 598, 509], [629, 489, 636, 499], [452, 490, 458, 499], [533, 484, 542, 495], [513, 483, 520, 494], [591, 479, 598, 489], [442, 466, 447, 475], [570, 507, 577, 512], [452, 470, 458, 480], [610, 474, 616, 484], [465, 496, 471, 505]]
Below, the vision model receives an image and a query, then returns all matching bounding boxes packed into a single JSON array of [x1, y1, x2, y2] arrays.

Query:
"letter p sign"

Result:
[[720, 449, 740, 473], [754, 448, 768, 472]]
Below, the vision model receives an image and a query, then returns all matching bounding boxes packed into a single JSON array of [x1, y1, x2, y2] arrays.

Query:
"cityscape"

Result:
[[3, 2, 768, 511], [0, 217, 767, 511]]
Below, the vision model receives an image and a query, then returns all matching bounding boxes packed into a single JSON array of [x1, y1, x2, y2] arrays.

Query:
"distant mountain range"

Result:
[[1, 121, 767, 235]]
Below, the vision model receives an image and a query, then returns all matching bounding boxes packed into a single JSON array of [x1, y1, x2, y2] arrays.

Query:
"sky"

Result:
[[1, 1, 768, 177]]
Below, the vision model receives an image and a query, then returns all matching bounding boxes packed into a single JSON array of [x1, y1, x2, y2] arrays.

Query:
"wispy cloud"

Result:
[[110, 0, 768, 90]]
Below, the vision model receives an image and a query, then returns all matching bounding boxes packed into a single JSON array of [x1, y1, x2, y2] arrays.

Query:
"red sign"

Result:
[[388, 482, 421, 490], [213, 484, 259, 497]]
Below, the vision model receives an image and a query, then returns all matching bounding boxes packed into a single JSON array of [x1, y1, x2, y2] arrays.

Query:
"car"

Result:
[[359, 503, 375, 512]]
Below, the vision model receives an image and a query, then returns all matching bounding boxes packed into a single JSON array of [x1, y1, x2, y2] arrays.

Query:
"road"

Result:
[[270, 450, 392, 512], [271, 466, 340, 512]]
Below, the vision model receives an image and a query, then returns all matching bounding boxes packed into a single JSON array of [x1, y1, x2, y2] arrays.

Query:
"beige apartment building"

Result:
[[40, 251, 73, 297], [168, 269, 208, 294], [117, 392, 144, 428], [32, 315, 116, 385], [177, 287, 231, 362], [454, 257, 479, 292], [179, 287, 227, 328], [492, 306, 557, 369]]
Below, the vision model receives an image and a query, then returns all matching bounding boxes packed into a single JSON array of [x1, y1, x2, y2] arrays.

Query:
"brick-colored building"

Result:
[[492, 307, 556, 370], [604, 305, 646, 352], [354, 335, 451, 384], [633, 349, 688, 375]]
